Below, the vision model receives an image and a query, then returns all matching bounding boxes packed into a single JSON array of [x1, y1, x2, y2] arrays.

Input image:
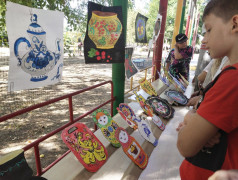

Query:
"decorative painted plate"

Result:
[[165, 90, 188, 105], [146, 96, 175, 119]]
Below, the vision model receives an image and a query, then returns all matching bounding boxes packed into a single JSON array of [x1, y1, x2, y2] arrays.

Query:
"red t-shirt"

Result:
[[180, 63, 238, 180]]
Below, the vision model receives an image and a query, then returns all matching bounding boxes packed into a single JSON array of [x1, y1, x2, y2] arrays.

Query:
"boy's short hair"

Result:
[[203, 0, 238, 22]]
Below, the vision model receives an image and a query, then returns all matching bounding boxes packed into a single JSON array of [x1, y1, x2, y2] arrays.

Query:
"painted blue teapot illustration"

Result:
[[14, 14, 61, 82]]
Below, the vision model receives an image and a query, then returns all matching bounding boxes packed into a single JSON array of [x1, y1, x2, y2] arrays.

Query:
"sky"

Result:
[[134, 0, 150, 14]]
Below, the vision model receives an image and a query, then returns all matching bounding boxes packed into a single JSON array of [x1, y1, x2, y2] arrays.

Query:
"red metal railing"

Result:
[[0, 80, 115, 176]]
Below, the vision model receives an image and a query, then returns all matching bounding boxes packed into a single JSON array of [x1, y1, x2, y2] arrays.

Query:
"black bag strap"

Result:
[[197, 66, 236, 109], [203, 66, 236, 95]]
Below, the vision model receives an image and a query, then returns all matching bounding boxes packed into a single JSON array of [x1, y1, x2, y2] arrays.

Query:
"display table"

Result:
[[42, 79, 193, 180]]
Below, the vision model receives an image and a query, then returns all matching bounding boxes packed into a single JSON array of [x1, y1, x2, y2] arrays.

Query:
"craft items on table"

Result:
[[84, 1, 125, 63], [115, 127, 148, 169], [165, 90, 188, 105], [140, 112, 165, 131], [139, 77, 157, 96], [179, 73, 189, 86], [133, 115, 158, 146], [163, 68, 179, 89], [134, 91, 166, 130], [166, 72, 183, 92], [135, 13, 148, 43], [117, 103, 138, 130], [177, 75, 188, 88], [125, 47, 138, 79], [157, 70, 170, 86], [134, 91, 154, 117], [6, 2, 64, 91], [92, 109, 121, 147], [168, 72, 186, 92], [117, 103, 158, 144], [61, 122, 108, 172], [146, 96, 175, 119]]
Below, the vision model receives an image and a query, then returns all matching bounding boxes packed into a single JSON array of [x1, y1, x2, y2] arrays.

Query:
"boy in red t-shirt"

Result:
[[176, 0, 238, 179]]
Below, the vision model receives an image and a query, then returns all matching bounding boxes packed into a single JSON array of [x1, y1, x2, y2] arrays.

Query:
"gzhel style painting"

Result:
[[6, 2, 64, 91]]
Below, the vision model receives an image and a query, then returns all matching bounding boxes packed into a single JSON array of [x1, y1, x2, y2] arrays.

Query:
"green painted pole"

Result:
[[179, 0, 186, 33], [112, 0, 128, 115]]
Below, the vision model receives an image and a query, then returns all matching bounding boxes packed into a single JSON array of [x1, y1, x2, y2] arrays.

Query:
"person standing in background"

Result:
[[165, 33, 193, 80]]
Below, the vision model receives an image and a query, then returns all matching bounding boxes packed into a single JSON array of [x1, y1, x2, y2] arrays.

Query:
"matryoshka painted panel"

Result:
[[135, 13, 148, 43], [115, 127, 148, 169], [92, 109, 121, 147], [6, 2, 64, 92], [84, 1, 125, 64], [165, 90, 188, 105]]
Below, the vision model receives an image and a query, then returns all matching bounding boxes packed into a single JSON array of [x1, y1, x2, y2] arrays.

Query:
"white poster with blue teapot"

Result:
[[6, 2, 64, 92]]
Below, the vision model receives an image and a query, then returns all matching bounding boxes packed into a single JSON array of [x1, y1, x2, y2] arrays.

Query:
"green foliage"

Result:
[[145, 0, 206, 46], [146, 0, 160, 41], [0, 0, 134, 50], [126, 9, 136, 44]]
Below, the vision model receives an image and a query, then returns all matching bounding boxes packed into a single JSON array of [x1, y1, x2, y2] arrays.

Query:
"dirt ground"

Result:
[[0, 50, 153, 175]]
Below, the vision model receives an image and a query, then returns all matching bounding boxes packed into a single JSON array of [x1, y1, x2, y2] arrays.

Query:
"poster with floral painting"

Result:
[[84, 1, 125, 64], [135, 13, 148, 43], [6, 2, 64, 92]]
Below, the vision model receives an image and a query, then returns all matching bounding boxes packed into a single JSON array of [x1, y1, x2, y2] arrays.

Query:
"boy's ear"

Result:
[[232, 15, 238, 32]]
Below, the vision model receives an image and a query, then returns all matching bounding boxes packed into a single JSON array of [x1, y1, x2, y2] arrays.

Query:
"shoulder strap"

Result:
[[203, 66, 236, 95], [196, 66, 236, 109]]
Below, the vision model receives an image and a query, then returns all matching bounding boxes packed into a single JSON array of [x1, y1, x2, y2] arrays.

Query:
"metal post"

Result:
[[189, 6, 196, 45], [187, 0, 194, 39], [179, 0, 187, 33], [152, 0, 168, 80], [112, 0, 128, 115], [171, 0, 183, 49], [192, 12, 200, 53]]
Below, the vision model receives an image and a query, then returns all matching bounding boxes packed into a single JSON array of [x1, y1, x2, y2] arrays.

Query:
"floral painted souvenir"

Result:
[[165, 90, 188, 105], [134, 91, 154, 117], [117, 103, 138, 130], [92, 109, 121, 147], [84, 2, 125, 63], [115, 127, 148, 169], [146, 96, 175, 119], [61, 122, 108, 172], [134, 92, 166, 130], [139, 77, 157, 96]]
